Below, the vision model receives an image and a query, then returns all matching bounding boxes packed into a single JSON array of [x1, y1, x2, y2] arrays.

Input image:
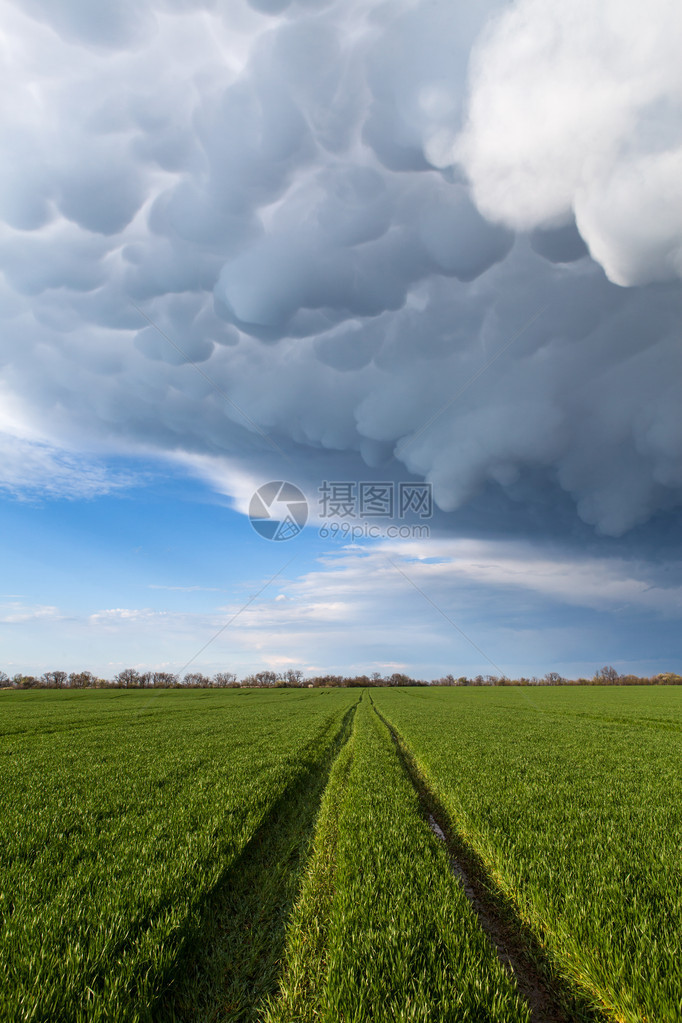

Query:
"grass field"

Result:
[[2, 686, 680, 1021], [373, 686, 682, 1023]]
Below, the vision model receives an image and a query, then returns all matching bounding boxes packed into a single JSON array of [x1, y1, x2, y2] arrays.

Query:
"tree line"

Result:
[[1, 666, 681, 689]]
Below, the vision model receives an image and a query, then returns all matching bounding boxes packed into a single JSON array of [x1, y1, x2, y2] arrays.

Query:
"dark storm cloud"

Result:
[[0, 0, 681, 537]]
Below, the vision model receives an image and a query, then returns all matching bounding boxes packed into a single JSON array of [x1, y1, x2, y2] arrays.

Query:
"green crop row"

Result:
[[4, 685, 680, 1022], [0, 688, 357, 1023], [373, 685, 682, 1022], [266, 695, 530, 1023]]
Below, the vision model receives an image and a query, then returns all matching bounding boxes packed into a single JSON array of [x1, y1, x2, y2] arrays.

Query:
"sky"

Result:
[[0, 0, 681, 680]]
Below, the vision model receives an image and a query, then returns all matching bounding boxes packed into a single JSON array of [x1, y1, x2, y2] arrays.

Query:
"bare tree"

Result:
[[594, 665, 620, 684], [153, 672, 178, 687], [254, 670, 278, 687], [182, 672, 212, 687], [69, 671, 94, 688], [115, 668, 140, 688], [309, 674, 345, 687], [281, 669, 304, 687], [41, 670, 68, 688], [213, 672, 237, 687], [387, 672, 411, 686]]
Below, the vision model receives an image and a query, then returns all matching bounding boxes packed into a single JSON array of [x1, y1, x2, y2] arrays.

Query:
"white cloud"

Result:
[[377, 539, 682, 616], [458, 0, 682, 286], [0, 431, 136, 499], [0, 602, 64, 624]]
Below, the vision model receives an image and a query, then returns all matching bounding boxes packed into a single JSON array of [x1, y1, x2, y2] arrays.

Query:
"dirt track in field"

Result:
[[372, 700, 606, 1023]]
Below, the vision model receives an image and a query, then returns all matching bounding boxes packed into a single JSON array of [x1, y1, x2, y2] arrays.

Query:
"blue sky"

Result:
[[2, 461, 680, 679], [1, 0, 681, 680]]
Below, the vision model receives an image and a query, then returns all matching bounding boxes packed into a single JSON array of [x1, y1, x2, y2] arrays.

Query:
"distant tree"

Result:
[[41, 671, 68, 688], [0, 671, 8, 685], [213, 672, 237, 687], [69, 671, 94, 689], [309, 674, 345, 687], [544, 672, 564, 686], [153, 672, 178, 687], [12, 674, 39, 688], [594, 665, 620, 684], [281, 669, 304, 687], [115, 668, 140, 688], [387, 672, 412, 687], [182, 672, 211, 687], [654, 672, 682, 686], [254, 671, 278, 687]]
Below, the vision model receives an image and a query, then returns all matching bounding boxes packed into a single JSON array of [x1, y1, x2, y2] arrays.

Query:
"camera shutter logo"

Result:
[[249, 482, 309, 541]]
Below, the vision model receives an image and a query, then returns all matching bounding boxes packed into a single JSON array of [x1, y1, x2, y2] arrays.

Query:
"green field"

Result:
[[2, 687, 681, 1022]]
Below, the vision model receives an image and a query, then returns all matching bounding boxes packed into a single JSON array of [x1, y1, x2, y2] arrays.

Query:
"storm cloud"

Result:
[[1, 0, 681, 537]]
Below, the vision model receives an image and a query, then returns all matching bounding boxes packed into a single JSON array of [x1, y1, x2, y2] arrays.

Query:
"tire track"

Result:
[[370, 698, 607, 1023]]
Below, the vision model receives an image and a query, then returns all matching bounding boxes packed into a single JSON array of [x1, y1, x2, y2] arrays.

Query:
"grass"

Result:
[[266, 694, 530, 1023], [0, 688, 358, 1022], [159, 701, 359, 1023], [3, 685, 680, 1022], [373, 686, 682, 1022]]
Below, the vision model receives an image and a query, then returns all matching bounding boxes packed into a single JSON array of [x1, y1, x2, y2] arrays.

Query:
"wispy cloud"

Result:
[[0, 431, 137, 500], [0, 602, 65, 624]]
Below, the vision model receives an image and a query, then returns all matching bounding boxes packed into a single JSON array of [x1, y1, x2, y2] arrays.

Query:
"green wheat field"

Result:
[[2, 687, 681, 1022]]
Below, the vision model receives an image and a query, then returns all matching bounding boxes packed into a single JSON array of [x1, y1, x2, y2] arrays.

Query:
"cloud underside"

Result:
[[1, 0, 681, 536]]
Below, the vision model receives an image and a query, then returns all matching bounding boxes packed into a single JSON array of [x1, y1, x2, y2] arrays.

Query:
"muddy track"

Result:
[[370, 698, 607, 1023]]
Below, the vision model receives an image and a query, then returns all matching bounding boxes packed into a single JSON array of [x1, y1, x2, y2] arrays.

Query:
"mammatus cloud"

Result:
[[457, 0, 682, 287], [0, 0, 681, 535]]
